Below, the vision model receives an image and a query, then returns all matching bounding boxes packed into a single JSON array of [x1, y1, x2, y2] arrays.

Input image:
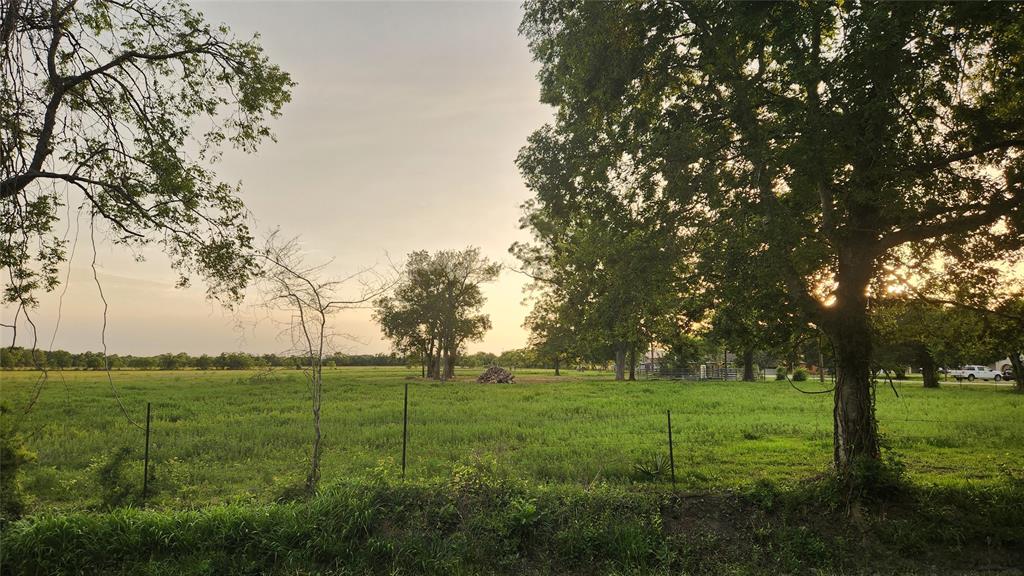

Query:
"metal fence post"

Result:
[[402, 381, 409, 479], [142, 402, 151, 500], [667, 409, 676, 486]]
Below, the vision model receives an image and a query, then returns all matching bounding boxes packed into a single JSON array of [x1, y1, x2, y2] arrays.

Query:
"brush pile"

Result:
[[477, 366, 515, 384]]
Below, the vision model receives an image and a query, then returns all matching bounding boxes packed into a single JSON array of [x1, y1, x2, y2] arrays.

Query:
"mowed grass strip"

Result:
[[1, 366, 1021, 511]]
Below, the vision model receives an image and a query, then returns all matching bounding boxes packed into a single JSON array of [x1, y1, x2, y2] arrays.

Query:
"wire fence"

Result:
[[20, 372, 1019, 503]]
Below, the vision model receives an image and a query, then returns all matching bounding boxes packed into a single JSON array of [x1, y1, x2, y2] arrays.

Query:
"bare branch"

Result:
[[257, 230, 393, 494]]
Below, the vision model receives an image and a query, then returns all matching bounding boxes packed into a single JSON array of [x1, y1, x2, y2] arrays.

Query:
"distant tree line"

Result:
[[0, 349, 408, 371], [459, 349, 552, 370], [0, 347, 576, 372]]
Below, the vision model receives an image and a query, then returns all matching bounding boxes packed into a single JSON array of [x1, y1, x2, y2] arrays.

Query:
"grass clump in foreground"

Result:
[[2, 460, 1022, 576]]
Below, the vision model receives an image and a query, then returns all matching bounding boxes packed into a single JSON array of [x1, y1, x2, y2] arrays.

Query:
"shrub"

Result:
[[632, 453, 669, 482], [792, 368, 809, 382], [775, 369, 787, 381]]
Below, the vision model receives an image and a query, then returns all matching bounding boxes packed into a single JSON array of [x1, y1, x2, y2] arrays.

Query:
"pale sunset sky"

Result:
[[2, 1, 554, 356]]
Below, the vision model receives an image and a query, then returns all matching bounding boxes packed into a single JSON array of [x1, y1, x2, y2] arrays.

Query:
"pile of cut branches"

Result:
[[477, 366, 515, 384]]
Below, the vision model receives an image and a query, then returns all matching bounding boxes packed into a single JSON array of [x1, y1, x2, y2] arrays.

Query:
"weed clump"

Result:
[[632, 453, 670, 482]]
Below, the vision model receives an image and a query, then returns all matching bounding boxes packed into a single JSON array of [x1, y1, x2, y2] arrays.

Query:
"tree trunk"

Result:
[[1010, 352, 1024, 393], [554, 353, 560, 376], [628, 345, 636, 381], [306, 364, 322, 495], [742, 347, 755, 381], [919, 347, 939, 388], [786, 348, 797, 375], [614, 342, 626, 381], [828, 248, 881, 474], [445, 352, 455, 380], [426, 338, 437, 379], [438, 348, 447, 382], [830, 320, 879, 473], [306, 404, 321, 493]]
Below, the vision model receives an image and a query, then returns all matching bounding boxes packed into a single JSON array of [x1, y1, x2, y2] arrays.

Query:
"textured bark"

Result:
[[426, 339, 438, 379], [427, 354, 438, 379], [831, 318, 880, 472], [919, 347, 939, 388], [628, 345, 636, 381], [742, 347, 755, 381], [614, 342, 626, 381], [445, 353, 455, 380], [1010, 353, 1024, 393], [828, 247, 880, 473], [0, 0, 19, 45]]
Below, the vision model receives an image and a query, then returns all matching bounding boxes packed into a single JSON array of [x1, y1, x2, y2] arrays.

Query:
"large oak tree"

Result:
[[519, 1, 1024, 475]]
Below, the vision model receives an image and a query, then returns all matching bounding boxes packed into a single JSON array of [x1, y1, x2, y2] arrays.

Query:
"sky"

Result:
[[1, 1, 555, 356]]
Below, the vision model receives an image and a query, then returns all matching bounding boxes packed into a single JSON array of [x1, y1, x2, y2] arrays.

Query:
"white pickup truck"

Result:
[[947, 365, 1003, 381]]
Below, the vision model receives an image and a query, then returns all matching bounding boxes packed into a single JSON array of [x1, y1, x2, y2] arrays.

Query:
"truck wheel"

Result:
[[995, 374, 1002, 382], [967, 374, 975, 381]]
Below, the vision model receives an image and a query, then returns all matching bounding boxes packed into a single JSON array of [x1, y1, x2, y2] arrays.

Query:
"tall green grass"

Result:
[[1, 367, 1021, 512], [2, 471, 1022, 575]]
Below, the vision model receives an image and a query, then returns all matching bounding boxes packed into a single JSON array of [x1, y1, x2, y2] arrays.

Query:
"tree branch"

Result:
[[878, 193, 1021, 251], [909, 139, 1024, 174]]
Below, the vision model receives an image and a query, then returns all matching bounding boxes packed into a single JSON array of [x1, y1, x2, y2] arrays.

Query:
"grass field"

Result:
[[2, 366, 1022, 513]]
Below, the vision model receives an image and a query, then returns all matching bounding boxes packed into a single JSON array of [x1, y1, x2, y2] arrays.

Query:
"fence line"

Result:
[[19, 375, 1011, 502]]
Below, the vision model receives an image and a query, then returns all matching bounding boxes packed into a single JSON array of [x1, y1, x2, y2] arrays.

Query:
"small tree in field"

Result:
[[374, 248, 499, 380], [260, 232, 386, 494]]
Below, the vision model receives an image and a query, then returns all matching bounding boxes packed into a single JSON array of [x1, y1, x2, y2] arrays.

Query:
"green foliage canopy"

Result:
[[1, 0, 294, 317], [374, 248, 500, 379], [518, 0, 1024, 469], [513, 124, 692, 377]]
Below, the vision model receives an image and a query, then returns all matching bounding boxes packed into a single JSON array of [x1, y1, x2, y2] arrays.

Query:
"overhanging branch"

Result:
[[909, 139, 1024, 174], [878, 194, 1020, 251]]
